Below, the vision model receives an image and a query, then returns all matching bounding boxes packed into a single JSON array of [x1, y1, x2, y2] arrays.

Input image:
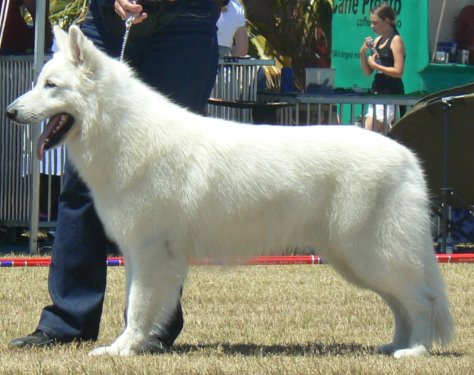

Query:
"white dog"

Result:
[[7, 26, 454, 358]]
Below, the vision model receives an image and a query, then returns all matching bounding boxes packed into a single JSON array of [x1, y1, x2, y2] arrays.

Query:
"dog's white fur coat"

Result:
[[7, 26, 454, 357]]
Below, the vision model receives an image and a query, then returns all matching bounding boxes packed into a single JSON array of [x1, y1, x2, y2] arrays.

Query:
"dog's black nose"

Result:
[[6, 109, 17, 121]]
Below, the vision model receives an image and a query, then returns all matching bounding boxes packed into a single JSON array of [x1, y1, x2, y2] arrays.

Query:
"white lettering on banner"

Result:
[[334, 0, 360, 14], [361, 0, 402, 14], [334, 0, 402, 15]]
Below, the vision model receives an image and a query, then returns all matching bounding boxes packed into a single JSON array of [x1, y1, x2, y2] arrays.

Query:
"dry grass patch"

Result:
[[0, 263, 472, 374]]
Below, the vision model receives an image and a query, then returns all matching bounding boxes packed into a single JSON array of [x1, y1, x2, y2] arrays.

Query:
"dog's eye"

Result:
[[45, 81, 57, 88]]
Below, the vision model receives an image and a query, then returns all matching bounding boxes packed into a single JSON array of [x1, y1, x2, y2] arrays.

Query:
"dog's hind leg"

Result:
[[377, 292, 411, 355], [388, 284, 434, 358], [371, 252, 437, 358], [326, 242, 433, 358], [89, 242, 188, 356], [389, 259, 453, 358], [344, 263, 433, 357]]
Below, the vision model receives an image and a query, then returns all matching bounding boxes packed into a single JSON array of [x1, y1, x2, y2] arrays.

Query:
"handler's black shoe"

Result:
[[9, 330, 57, 348]]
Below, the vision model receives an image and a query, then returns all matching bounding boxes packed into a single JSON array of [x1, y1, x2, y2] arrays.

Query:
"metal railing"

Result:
[[258, 92, 422, 134], [1, 55, 36, 226], [1, 55, 64, 229], [208, 57, 275, 122]]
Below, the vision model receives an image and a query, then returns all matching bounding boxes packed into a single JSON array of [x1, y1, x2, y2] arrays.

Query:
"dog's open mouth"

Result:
[[37, 113, 74, 159]]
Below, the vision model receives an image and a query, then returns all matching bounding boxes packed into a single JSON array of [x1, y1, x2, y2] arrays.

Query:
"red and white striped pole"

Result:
[[1, 254, 473, 267]]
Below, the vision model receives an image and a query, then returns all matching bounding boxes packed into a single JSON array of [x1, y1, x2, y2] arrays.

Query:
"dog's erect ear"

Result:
[[53, 25, 68, 51], [67, 25, 89, 65], [53, 25, 92, 66]]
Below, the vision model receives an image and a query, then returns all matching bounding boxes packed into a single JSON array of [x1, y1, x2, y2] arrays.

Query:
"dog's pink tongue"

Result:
[[37, 134, 47, 160], [36, 116, 58, 160]]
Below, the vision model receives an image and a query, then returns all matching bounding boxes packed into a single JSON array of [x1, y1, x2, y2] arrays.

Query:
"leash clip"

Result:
[[125, 14, 135, 29]]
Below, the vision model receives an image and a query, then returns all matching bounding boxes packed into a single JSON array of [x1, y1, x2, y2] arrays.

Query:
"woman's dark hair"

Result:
[[372, 3, 399, 34]]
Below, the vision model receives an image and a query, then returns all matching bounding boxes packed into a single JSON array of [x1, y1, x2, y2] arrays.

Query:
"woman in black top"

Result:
[[360, 3, 405, 132]]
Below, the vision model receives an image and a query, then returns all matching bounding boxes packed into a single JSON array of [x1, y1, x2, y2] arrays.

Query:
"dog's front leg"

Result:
[[89, 244, 187, 356]]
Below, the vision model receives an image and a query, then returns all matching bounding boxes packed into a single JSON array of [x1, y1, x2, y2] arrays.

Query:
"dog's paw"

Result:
[[88, 345, 135, 356], [89, 346, 112, 356], [393, 345, 429, 358]]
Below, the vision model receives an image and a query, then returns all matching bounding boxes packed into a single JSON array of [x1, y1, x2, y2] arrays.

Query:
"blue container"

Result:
[[281, 66, 294, 93]]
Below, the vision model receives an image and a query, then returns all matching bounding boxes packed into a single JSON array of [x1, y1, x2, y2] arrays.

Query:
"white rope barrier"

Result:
[[0, 0, 11, 49]]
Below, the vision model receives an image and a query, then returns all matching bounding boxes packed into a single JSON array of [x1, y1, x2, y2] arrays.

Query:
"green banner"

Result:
[[331, 0, 429, 94]]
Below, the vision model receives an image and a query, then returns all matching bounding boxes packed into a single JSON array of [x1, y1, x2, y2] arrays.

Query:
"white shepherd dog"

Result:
[[7, 26, 454, 357]]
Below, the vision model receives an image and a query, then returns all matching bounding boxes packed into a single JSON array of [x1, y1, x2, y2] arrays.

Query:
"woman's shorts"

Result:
[[365, 103, 396, 125]]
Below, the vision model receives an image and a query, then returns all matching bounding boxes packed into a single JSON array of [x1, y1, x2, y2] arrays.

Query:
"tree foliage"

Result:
[[49, 0, 89, 28], [243, 0, 333, 90]]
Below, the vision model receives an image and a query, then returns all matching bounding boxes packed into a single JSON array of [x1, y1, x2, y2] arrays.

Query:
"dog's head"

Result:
[[6, 25, 107, 159]]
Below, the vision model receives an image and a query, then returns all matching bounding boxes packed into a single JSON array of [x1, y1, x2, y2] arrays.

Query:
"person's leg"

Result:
[[386, 104, 396, 130], [37, 159, 108, 341], [10, 159, 108, 346], [365, 104, 385, 132], [364, 105, 377, 131]]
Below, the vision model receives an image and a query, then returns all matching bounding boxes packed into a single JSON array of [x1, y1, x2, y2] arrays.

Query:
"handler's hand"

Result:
[[115, 0, 148, 24]]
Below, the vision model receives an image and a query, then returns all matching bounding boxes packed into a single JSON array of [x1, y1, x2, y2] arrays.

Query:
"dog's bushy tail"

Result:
[[426, 258, 455, 346]]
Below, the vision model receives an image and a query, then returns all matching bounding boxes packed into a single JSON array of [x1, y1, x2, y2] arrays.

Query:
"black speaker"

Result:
[[390, 86, 474, 205]]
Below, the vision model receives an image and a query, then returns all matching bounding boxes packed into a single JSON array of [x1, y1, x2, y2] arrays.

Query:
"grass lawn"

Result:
[[0, 263, 472, 374]]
